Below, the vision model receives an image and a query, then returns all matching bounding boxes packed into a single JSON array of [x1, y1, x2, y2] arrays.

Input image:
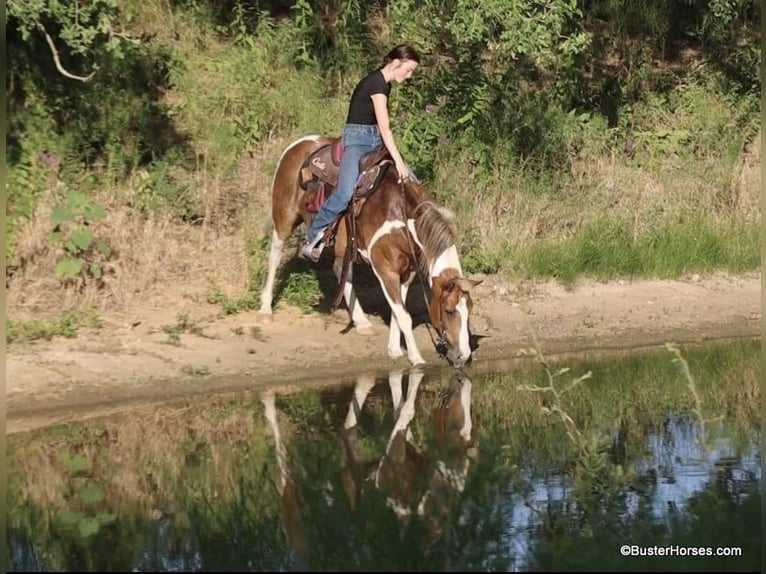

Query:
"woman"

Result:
[[300, 44, 421, 262]]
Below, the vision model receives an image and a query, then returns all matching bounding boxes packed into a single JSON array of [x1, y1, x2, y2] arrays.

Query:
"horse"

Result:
[[257, 134, 482, 367], [260, 369, 477, 567], [342, 369, 477, 535]]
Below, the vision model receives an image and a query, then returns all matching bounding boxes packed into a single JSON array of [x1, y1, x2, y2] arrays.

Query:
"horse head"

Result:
[[429, 274, 483, 368]]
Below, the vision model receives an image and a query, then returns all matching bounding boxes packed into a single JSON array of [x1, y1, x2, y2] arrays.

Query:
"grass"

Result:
[[6, 307, 103, 344], [517, 217, 760, 284]]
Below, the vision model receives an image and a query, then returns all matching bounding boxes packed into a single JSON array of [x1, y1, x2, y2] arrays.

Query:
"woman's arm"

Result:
[[371, 93, 410, 180]]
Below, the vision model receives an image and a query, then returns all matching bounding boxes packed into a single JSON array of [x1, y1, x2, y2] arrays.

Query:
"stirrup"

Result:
[[299, 241, 323, 262]]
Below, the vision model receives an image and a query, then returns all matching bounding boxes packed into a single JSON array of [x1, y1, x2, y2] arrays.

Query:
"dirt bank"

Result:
[[5, 271, 761, 434]]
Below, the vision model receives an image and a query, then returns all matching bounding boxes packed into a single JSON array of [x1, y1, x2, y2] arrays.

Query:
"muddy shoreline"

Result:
[[6, 272, 761, 435]]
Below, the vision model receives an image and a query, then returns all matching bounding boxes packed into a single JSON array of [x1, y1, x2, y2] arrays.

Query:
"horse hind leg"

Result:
[[332, 256, 374, 335], [258, 228, 286, 320]]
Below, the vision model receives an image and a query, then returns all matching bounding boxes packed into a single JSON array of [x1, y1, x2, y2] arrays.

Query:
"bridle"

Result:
[[401, 212, 450, 360]]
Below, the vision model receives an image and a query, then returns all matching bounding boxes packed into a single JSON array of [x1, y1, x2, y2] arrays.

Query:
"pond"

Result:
[[6, 339, 761, 572]]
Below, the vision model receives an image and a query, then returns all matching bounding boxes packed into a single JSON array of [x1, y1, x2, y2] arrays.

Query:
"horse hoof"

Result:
[[409, 357, 427, 367], [355, 325, 375, 336], [256, 311, 274, 323]]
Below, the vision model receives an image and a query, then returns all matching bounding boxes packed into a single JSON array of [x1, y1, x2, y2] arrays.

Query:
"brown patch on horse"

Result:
[[428, 272, 476, 331], [271, 136, 334, 240]]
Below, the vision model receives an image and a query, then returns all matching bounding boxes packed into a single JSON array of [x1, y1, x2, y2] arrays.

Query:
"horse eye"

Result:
[[444, 308, 455, 315]]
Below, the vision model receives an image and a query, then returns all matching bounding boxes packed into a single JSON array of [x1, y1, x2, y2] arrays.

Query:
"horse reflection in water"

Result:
[[260, 370, 477, 568]]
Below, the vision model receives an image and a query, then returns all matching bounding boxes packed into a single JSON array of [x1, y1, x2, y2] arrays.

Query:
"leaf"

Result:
[[78, 517, 101, 538], [70, 228, 94, 251], [456, 112, 474, 124], [96, 512, 117, 525], [83, 203, 106, 222], [90, 264, 102, 279], [56, 258, 84, 278], [52, 206, 75, 225], [79, 482, 105, 504], [49, 231, 63, 245], [64, 453, 91, 474], [67, 192, 88, 211], [60, 510, 86, 525], [95, 238, 112, 257]]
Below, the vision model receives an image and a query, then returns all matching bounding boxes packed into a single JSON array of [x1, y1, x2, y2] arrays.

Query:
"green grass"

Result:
[[6, 308, 102, 344], [518, 218, 760, 284]]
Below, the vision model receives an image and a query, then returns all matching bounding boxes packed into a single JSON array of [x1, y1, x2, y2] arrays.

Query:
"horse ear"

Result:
[[457, 278, 483, 292]]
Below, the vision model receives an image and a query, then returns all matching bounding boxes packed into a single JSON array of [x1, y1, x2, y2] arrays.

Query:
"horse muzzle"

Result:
[[446, 347, 471, 368]]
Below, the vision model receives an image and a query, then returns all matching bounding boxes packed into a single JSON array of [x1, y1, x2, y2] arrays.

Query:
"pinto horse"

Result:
[[257, 135, 482, 367], [260, 369, 477, 567]]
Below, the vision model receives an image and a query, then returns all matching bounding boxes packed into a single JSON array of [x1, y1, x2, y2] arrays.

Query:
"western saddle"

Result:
[[299, 137, 392, 213], [298, 137, 395, 311]]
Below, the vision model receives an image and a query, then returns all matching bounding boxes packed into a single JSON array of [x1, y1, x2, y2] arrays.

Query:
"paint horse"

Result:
[[340, 369, 477, 540], [257, 135, 482, 367], [260, 369, 477, 567]]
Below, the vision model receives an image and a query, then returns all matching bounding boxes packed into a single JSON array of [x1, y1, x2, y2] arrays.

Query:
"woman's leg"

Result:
[[304, 144, 365, 246], [302, 127, 381, 254]]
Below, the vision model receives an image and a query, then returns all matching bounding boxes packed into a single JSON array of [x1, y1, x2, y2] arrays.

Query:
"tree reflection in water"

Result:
[[7, 348, 762, 572]]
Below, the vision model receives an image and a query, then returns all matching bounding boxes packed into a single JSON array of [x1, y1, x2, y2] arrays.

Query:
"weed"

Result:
[[249, 326, 267, 341], [206, 288, 260, 316], [181, 364, 211, 377], [666, 342, 724, 454], [6, 308, 102, 345]]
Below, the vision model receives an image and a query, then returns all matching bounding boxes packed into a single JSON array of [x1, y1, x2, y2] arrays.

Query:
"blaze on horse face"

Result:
[[429, 275, 483, 368]]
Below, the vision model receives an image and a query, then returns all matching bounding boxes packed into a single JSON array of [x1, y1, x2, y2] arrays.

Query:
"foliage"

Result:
[[4, 0, 760, 296], [6, 307, 102, 344], [49, 191, 113, 283], [58, 453, 117, 539]]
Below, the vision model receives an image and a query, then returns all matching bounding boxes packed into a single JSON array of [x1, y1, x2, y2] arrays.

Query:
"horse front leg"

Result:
[[344, 372, 376, 430], [385, 279, 412, 359], [332, 256, 374, 335], [374, 269, 425, 366], [258, 229, 285, 320]]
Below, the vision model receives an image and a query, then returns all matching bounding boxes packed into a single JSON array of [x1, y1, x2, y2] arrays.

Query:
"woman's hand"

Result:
[[395, 159, 410, 183]]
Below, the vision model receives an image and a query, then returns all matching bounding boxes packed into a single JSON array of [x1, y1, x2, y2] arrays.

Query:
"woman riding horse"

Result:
[[299, 44, 421, 262]]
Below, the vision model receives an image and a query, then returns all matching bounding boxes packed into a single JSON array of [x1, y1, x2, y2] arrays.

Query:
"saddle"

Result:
[[298, 137, 395, 313], [299, 138, 392, 213]]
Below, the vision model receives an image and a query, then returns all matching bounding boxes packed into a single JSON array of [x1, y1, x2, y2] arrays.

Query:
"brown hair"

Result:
[[383, 44, 421, 65]]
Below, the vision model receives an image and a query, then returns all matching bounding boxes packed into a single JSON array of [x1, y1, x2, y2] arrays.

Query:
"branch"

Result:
[[36, 22, 98, 82]]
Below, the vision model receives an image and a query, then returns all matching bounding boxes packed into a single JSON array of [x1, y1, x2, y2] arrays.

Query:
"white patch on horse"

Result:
[[430, 245, 463, 279], [258, 229, 285, 315], [357, 219, 406, 260], [406, 218, 423, 249], [387, 498, 413, 517], [459, 378, 472, 443], [457, 297, 471, 360], [261, 394, 289, 493], [344, 374, 375, 430], [269, 134, 321, 192]]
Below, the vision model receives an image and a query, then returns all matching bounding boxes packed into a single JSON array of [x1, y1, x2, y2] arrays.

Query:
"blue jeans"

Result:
[[305, 124, 383, 246]]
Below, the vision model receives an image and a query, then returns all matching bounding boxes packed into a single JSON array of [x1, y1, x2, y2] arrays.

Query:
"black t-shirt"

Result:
[[346, 69, 391, 125]]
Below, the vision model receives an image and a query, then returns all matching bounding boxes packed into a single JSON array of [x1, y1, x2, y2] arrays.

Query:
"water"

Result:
[[6, 340, 762, 571]]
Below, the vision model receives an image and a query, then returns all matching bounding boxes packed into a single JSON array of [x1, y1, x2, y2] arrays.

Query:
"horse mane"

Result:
[[401, 180, 457, 275]]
